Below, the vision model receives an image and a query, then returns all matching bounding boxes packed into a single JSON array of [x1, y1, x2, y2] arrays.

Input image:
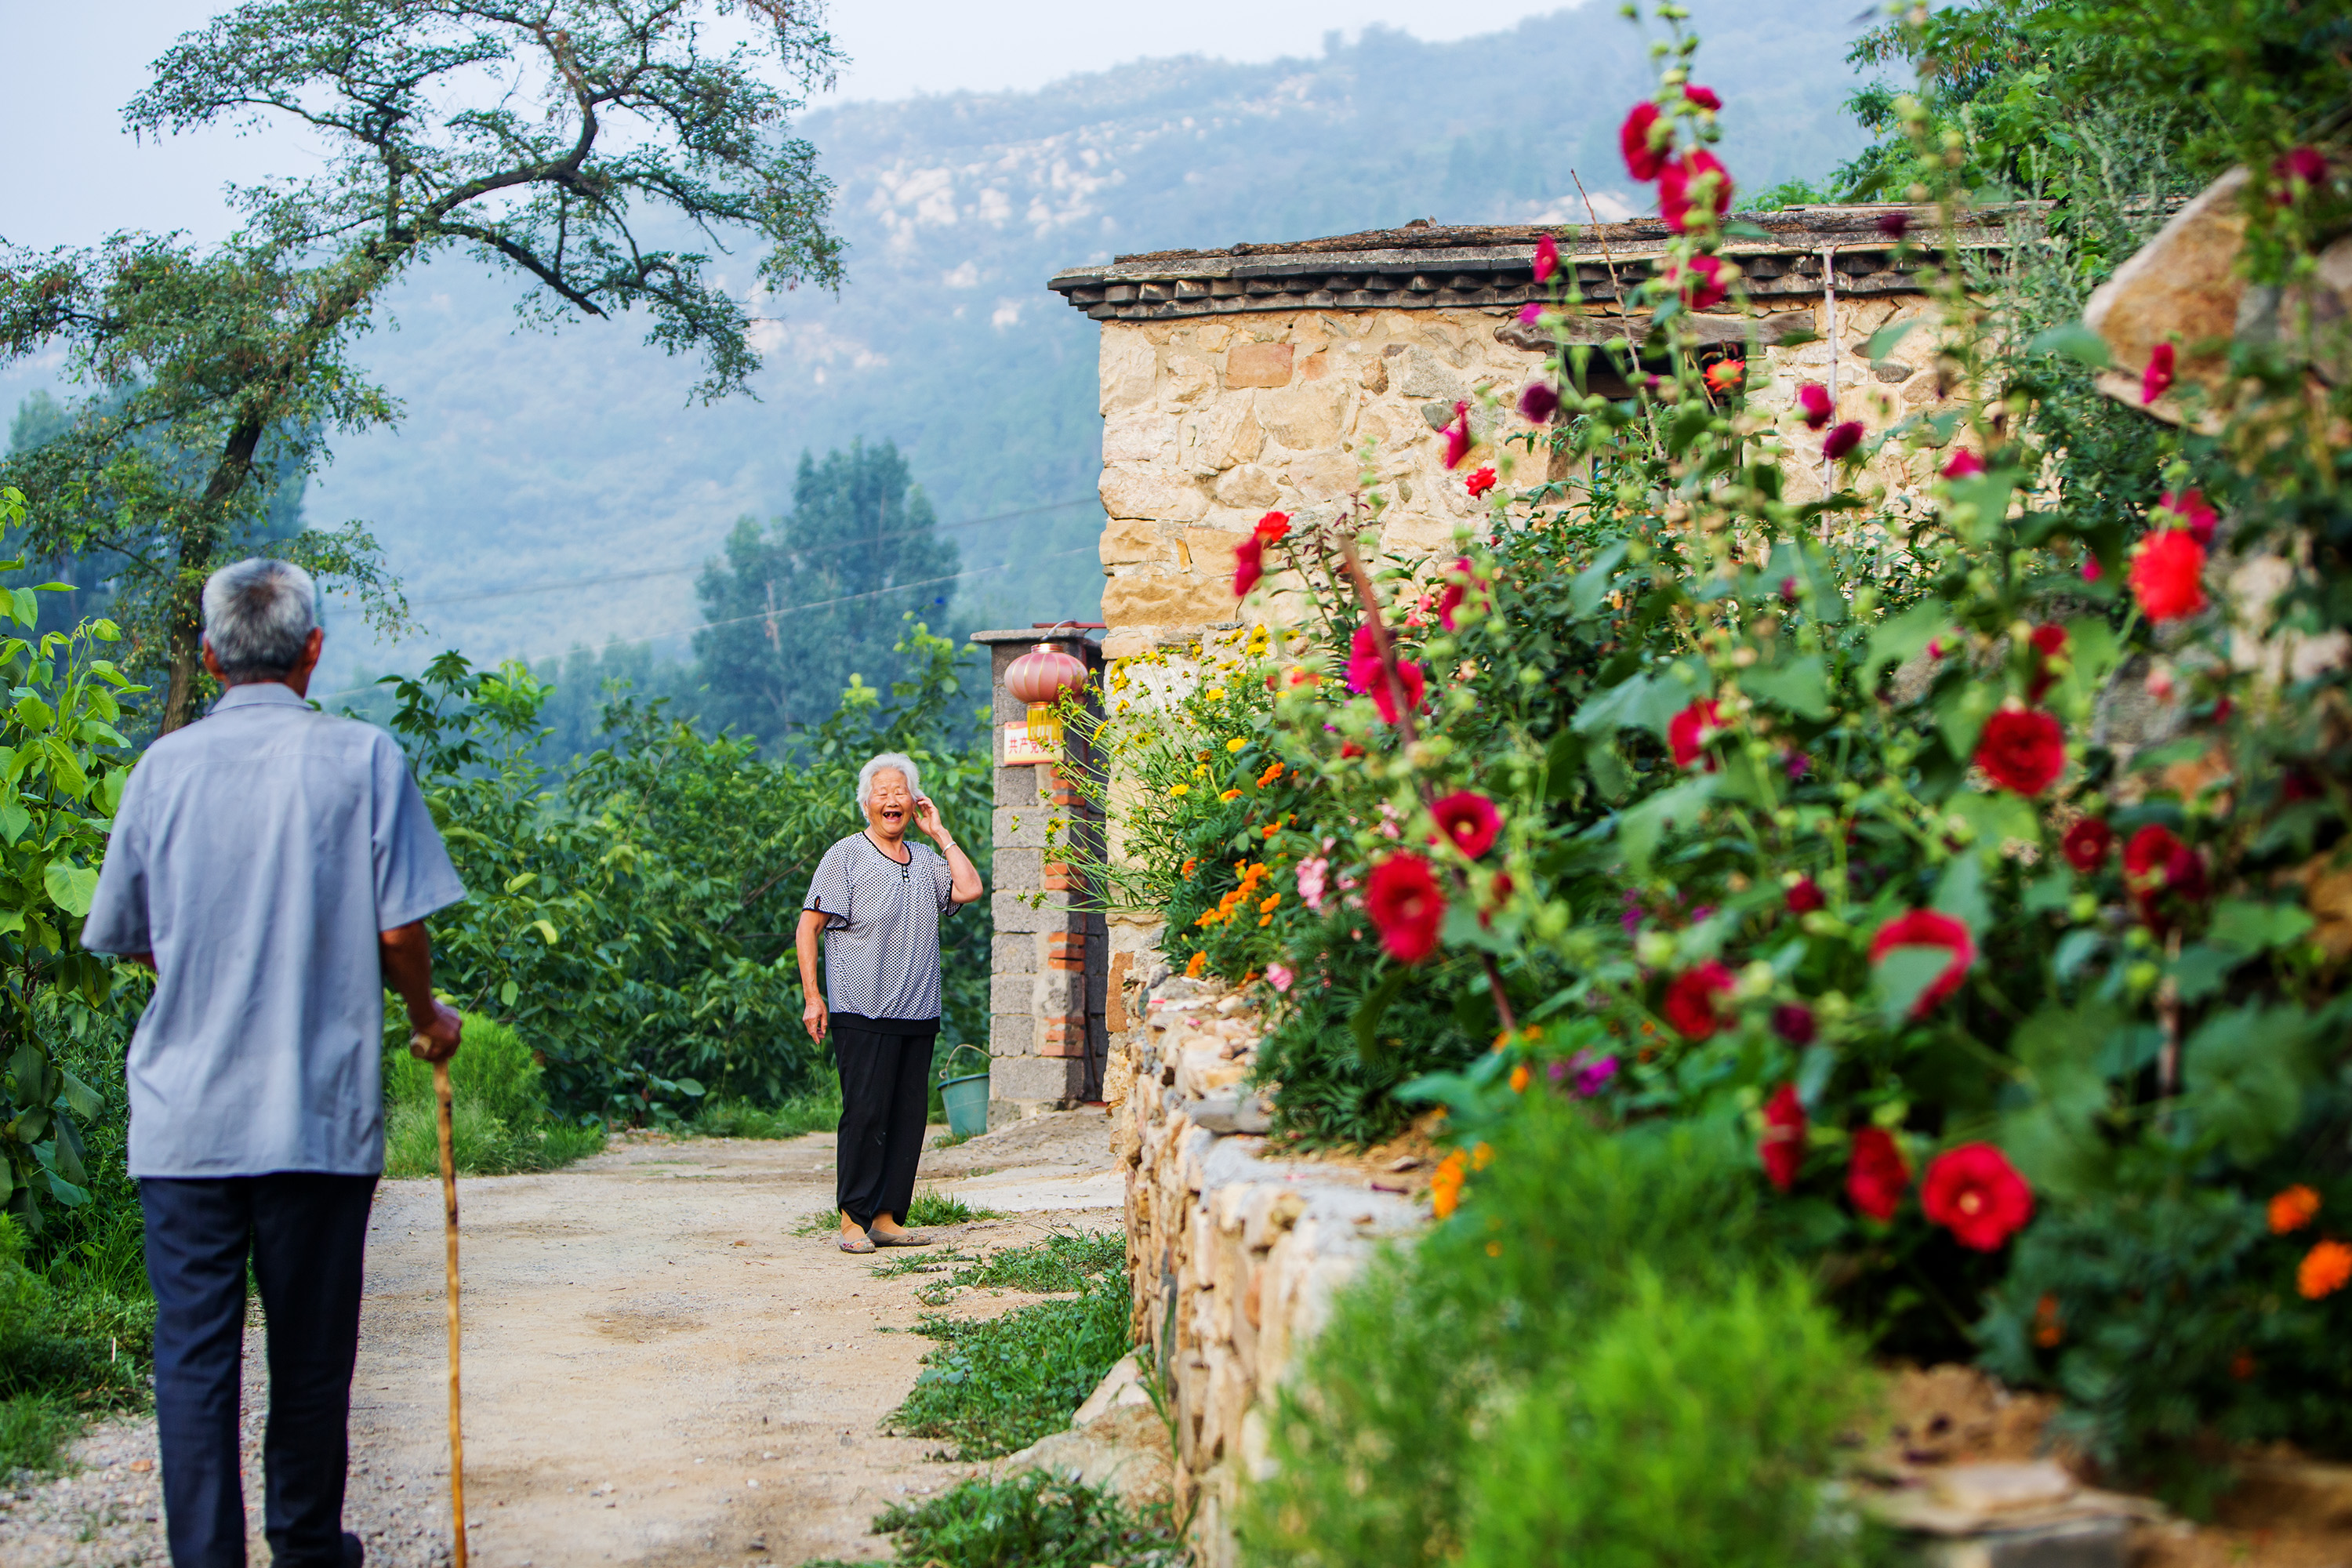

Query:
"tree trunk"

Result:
[[157, 417, 268, 735]]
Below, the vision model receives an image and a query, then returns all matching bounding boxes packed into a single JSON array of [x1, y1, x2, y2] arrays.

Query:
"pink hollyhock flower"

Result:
[[1876, 210, 1911, 241], [1465, 466, 1497, 498], [2142, 341, 2175, 405], [1430, 791, 1501, 858], [1517, 301, 1544, 325], [1436, 557, 1479, 630], [1664, 961, 1737, 1041], [1554, 1051, 1619, 1098], [1682, 84, 1721, 111], [1264, 963, 1294, 994], [1345, 623, 1385, 694], [1659, 151, 1733, 232], [2156, 488, 2217, 547], [1759, 1084, 1806, 1192], [1232, 535, 1265, 597], [1823, 420, 1864, 461], [1621, 102, 1667, 181], [1519, 380, 1560, 423], [1869, 909, 1976, 1018], [1797, 381, 1833, 429], [1671, 253, 1730, 310], [1847, 1127, 1911, 1221], [2274, 146, 2329, 202], [1943, 449, 1985, 479], [1366, 852, 1445, 964], [2129, 528, 2208, 622], [1667, 698, 1724, 770], [1922, 1143, 2033, 1250], [1370, 661, 1425, 725], [1533, 232, 1559, 282], [2081, 553, 2103, 583], [1442, 400, 1472, 468]]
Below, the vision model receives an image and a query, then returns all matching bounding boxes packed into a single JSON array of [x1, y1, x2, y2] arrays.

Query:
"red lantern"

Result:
[[1006, 641, 1089, 749]]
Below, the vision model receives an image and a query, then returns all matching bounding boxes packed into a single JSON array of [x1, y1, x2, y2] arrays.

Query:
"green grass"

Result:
[[914, 1231, 1124, 1307], [871, 1251, 974, 1279], [800, 1471, 1181, 1568], [0, 1214, 154, 1475], [381, 1013, 607, 1178], [889, 1258, 1133, 1459], [906, 1189, 1001, 1228], [691, 1087, 842, 1140]]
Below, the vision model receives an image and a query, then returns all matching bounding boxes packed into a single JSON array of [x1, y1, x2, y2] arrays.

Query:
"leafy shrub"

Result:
[[380, 1014, 604, 1178], [1240, 1099, 1876, 1567], [803, 1470, 1180, 1568], [0, 1214, 150, 1475], [891, 1267, 1132, 1459], [691, 1087, 841, 1140]]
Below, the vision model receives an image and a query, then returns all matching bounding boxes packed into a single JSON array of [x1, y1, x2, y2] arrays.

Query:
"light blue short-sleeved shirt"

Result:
[[82, 682, 466, 1178]]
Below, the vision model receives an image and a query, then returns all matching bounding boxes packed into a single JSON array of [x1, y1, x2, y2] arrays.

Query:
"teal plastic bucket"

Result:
[[938, 1043, 990, 1139]]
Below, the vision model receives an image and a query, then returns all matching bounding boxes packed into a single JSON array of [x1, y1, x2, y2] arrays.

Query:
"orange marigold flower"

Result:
[[1472, 1142, 1494, 1171], [1431, 1151, 1467, 1218], [1509, 1062, 1531, 1093], [1485, 1240, 1504, 1257], [1258, 761, 1284, 786], [1181, 857, 1198, 879], [2032, 1294, 2063, 1348], [1219, 788, 1242, 802], [1258, 893, 1281, 913], [1184, 952, 1206, 978], [2270, 1184, 2322, 1235], [2299, 1240, 2352, 1301]]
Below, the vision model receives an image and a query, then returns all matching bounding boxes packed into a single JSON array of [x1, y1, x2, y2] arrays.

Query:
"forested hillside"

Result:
[[5, 0, 1880, 701]]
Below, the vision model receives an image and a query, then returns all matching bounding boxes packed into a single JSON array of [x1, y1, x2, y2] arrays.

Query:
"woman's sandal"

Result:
[[839, 1232, 876, 1254], [870, 1229, 932, 1247]]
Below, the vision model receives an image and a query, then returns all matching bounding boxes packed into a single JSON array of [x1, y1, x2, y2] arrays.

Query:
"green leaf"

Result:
[[0, 802, 28, 844], [44, 1171, 90, 1207], [57, 1070, 102, 1121], [2027, 320, 2112, 368], [1864, 601, 1950, 691], [1722, 220, 1773, 241], [42, 861, 98, 916], [5, 1044, 47, 1109], [503, 871, 539, 895], [1616, 776, 1715, 877], [8, 589, 38, 628], [2206, 898, 2314, 955], [1933, 677, 1996, 767], [2181, 1004, 2316, 1161], [1861, 320, 1918, 363], [1741, 655, 1830, 721], [499, 978, 520, 1007], [673, 1078, 706, 1098], [1944, 790, 2039, 853], [1570, 542, 1630, 617], [2169, 944, 2236, 1004], [530, 919, 560, 945], [1570, 671, 1687, 742], [1933, 852, 1990, 934], [1874, 946, 1953, 1028]]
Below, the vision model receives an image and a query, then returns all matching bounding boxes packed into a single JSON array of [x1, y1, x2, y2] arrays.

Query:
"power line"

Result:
[[408, 495, 1100, 608], [318, 542, 1102, 703]]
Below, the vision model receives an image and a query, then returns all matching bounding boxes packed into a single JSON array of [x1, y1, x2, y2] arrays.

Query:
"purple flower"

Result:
[[1875, 211, 1911, 241], [1784, 750, 1810, 780], [1517, 301, 1544, 325], [1621, 889, 1646, 935], [1770, 1004, 1817, 1045], [1519, 381, 1560, 424], [1553, 1050, 1620, 1098]]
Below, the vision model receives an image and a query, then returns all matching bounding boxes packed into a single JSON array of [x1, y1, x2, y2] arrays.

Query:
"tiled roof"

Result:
[[1047, 206, 2015, 321]]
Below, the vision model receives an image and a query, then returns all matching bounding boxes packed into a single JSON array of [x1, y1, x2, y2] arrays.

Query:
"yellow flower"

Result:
[[1226, 737, 1247, 752], [1169, 783, 1190, 798], [1471, 1142, 1494, 1171], [1219, 789, 1242, 802], [1206, 686, 1225, 700]]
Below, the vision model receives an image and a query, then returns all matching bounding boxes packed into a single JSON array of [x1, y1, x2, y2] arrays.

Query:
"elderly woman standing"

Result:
[[797, 752, 985, 1252]]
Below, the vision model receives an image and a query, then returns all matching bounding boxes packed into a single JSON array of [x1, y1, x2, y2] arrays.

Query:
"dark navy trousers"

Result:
[[140, 1173, 376, 1568]]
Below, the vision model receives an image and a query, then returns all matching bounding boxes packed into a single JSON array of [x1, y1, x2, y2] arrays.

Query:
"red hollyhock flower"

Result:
[[1519, 380, 1560, 423], [2156, 488, 2216, 547], [1465, 466, 1497, 498], [1436, 557, 1479, 630], [1620, 102, 1667, 181], [1345, 624, 1385, 695], [1771, 1003, 1817, 1045], [2027, 623, 2068, 702], [2061, 817, 2114, 873], [2141, 341, 2175, 405], [1671, 253, 1729, 310], [1975, 707, 2066, 795], [1869, 910, 1976, 1018], [1822, 420, 1864, 461], [1667, 699, 1725, 770], [1682, 83, 1721, 111], [1876, 210, 1911, 241], [1254, 510, 1291, 544], [1663, 961, 1736, 1042], [2129, 528, 2208, 622], [1785, 877, 1825, 915], [1338, 741, 1365, 760], [1759, 1084, 1806, 1192], [1704, 359, 1744, 396], [1922, 1142, 2034, 1250], [1366, 852, 1445, 964], [1797, 381, 1833, 429], [1441, 400, 1472, 468], [1943, 448, 1985, 479], [2123, 825, 2208, 931], [1846, 1127, 1911, 1221], [1431, 791, 1502, 858], [1533, 232, 1559, 282], [2274, 146, 2329, 201], [1660, 151, 1733, 232], [1232, 535, 1265, 597], [1370, 661, 1425, 725]]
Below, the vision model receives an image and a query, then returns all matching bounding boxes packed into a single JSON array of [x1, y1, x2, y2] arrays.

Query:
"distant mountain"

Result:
[[5, 0, 1888, 698]]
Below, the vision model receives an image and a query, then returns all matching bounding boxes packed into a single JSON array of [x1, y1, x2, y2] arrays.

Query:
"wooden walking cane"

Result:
[[430, 1053, 469, 1568]]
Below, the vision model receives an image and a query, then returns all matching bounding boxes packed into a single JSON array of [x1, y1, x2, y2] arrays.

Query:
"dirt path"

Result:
[[0, 1109, 1121, 1568]]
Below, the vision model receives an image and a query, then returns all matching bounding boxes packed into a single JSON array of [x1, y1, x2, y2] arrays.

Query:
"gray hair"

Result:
[[856, 752, 920, 814], [201, 558, 318, 681]]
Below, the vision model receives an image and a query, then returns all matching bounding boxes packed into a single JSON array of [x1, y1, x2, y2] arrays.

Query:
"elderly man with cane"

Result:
[[797, 752, 984, 1253], [82, 559, 466, 1568]]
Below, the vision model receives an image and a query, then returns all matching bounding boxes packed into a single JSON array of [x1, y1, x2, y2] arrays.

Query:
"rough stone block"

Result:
[[1103, 410, 1179, 465], [1100, 568, 1239, 631], [993, 764, 1044, 806], [991, 931, 1037, 975], [1210, 463, 1281, 507], [990, 972, 1037, 1016], [1255, 384, 1349, 451], [993, 1054, 1087, 1102], [995, 847, 1043, 888], [989, 1011, 1034, 1058], [1099, 329, 1157, 412], [1099, 514, 1171, 568], [1225, 342, 1293, 388], [1100, 463, 1207, 524], [992, 807, 1048, 850]]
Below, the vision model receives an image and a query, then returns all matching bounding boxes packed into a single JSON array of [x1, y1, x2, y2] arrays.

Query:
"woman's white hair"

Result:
[[857, 753, 920, 814]]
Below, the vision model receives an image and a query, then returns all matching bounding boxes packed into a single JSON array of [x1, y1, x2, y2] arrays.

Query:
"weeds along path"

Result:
[[0, 1109, 1120, 1568]]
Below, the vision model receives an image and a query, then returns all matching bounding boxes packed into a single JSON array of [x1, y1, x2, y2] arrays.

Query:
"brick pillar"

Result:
[[971, 627, 1107, 1125]]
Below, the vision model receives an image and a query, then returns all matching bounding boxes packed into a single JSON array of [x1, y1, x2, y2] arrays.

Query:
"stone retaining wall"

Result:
[[1104, 962, 1424, 1566]]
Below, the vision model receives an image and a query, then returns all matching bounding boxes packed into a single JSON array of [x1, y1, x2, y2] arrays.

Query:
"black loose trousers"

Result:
[[832, 1014, 938, 1227]]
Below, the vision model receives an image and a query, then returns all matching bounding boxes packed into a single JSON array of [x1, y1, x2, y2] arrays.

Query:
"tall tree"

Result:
[[692, 441, 962, 744], [0, 0, 844, 731]]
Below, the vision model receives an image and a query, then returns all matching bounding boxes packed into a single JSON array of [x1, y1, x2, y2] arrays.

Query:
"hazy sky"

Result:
[[1, 0, 1586, 249]]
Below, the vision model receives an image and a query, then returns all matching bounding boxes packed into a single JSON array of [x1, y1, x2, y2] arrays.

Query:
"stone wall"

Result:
[[1091, 291, 1953, 660], [1106, 962, 1425, 1566]]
